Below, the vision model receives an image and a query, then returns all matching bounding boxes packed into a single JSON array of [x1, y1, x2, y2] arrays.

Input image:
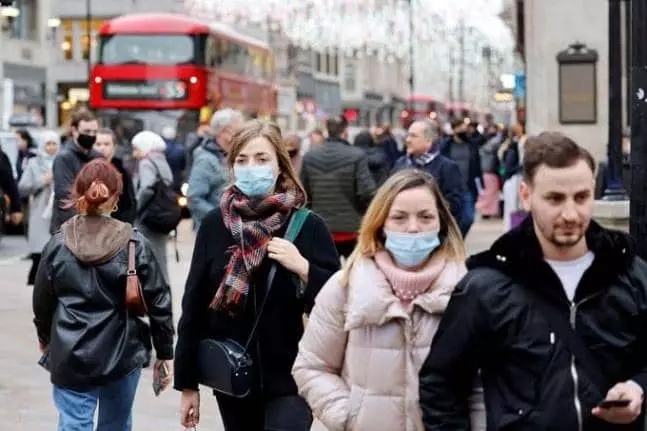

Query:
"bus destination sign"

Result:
[[103, 80, 188, 100]]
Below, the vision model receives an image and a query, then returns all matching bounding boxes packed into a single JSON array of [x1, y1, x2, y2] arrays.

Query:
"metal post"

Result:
[[408, 0, 415, 109], [625, 0, 631, 127], [630, 0, 647, 257], [603, 0, 628, 200], [86, 0, 91, 84]]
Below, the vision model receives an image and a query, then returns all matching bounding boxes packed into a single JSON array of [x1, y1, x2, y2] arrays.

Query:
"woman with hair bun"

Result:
[[32, 158, 174, 431]]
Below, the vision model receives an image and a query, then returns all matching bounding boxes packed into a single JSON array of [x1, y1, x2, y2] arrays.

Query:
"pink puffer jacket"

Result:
[[293, 257, 486, 431]]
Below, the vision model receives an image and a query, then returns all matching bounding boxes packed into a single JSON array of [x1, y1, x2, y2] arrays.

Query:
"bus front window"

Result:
[[98, 35, 199, 65]]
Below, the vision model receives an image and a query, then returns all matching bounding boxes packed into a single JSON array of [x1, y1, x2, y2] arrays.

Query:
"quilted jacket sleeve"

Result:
[[292, 271, 350, 431]]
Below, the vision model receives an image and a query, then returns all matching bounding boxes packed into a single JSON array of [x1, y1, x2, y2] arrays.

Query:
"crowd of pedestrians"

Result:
[[0, 105, 644, 431]]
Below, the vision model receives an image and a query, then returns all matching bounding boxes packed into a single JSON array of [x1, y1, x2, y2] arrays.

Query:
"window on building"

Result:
[[315, 52, 323, 73], [344, 58, 356, 92], [61, 20, 73, 61]]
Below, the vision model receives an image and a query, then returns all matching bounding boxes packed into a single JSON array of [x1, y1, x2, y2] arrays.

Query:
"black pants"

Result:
[[216, 393, 312, 431], [28, 253, 41, 285], [335, 239, 357, 259]]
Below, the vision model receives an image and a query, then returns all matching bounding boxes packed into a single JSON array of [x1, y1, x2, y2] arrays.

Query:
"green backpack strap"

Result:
[[285, 207, 311, 242]]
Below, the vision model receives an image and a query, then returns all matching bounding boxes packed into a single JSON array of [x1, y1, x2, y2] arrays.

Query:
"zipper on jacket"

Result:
[[569, 303, 583, 431], [568, 294, 599, 431]]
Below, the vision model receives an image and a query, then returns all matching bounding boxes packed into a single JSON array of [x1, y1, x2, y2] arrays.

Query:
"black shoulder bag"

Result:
[[528, 290, 609, 397], [196, 208, 310, 398]]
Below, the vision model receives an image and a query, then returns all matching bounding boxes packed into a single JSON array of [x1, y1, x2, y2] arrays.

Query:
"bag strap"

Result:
[[528, 290, 608, 393], [242, 208, 310, 353], [127, 240, 137, 275]]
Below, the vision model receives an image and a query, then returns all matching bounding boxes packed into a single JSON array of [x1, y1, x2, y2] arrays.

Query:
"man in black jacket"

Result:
[[94, 129, 136, 223], [300, 115, 375, 257], [419, 131, 647, 430], [50, 110, 101, 233], [392, 120, 464, 229]]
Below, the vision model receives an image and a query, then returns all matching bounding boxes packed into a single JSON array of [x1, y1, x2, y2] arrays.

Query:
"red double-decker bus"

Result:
[[89, 13, 277, 145], [400, 96, 447, 129]]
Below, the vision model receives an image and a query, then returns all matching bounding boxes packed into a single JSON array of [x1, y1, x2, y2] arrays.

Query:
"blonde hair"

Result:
[[340, 169, 465, 288], [227, 120, 307, 200]]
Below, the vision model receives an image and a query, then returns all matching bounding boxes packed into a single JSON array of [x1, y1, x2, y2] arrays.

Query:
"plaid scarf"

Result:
[[210, 184, 306, 314]]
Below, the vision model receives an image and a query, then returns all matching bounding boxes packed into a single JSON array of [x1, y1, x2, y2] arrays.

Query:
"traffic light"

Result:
[[0, 0, 14, 6]]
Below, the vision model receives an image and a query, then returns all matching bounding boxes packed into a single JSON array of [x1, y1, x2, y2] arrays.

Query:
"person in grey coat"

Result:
[[132, 131, 173, 282], [19, 130, 59, 285], [187, 108, 243, 231]]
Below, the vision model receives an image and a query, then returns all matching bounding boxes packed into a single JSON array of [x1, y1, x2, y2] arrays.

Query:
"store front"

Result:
[[2, 63, 46, 128], [57, 82, 89, 126]]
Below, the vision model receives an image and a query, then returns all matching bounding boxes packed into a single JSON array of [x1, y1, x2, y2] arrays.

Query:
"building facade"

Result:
[[0, 0, 52, 128], [48, 0, 185, 127], [340, 53, 408, 129], [523, 0, 610, 162]]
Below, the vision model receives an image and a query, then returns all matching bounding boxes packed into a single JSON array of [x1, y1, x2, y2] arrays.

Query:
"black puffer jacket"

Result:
[[300, 138, 376, 234], [33, 215, 174, 390], [419, 216, 647, 430]]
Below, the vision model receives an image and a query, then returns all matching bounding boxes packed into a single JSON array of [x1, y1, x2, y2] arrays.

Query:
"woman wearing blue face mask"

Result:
[[175, 119, 340, 431], [293, 169, 485, 431]]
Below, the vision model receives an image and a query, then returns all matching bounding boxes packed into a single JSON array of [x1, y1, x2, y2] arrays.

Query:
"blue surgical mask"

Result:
[[234, 165, 277, 198], [384, 229, 441, 267]]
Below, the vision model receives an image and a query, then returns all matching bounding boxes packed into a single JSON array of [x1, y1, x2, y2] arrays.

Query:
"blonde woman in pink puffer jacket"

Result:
[[293, 169, 485, 431]]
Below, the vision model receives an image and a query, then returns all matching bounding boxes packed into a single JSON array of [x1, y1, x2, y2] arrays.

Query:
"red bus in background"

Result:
[[400, 96, 447, 129], [89, 13, 277, 145]]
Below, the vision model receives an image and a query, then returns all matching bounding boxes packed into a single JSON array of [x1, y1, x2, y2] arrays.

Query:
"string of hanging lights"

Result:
[[183, 0, 502, 63]]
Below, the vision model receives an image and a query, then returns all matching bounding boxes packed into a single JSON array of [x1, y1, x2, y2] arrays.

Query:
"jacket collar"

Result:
[[468, 215, 635, 304], [344, 256, 466, 330], [326, 138, 351, 146]]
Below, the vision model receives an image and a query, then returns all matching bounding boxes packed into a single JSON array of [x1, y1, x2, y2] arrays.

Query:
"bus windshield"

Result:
[[98, 34, 199, 65]]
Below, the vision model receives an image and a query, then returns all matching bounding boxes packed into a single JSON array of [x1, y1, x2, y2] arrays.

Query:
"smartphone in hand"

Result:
[[597, 399, 631, 409], [153, 361, 169, 397]]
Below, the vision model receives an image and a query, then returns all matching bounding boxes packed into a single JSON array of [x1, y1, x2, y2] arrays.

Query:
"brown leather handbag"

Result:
[[125, 240, 148, 316]]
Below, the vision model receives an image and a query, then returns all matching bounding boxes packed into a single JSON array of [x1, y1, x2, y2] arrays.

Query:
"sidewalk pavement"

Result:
[[0, 218, 504, 430]]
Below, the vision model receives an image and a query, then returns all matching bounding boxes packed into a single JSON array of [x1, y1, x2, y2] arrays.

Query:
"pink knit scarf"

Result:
[[374, 250, 447, 302]]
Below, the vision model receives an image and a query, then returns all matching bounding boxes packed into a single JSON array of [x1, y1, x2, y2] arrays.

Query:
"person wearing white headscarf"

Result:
[[132, 130, 173, 281], [18, 130, 60, 285]]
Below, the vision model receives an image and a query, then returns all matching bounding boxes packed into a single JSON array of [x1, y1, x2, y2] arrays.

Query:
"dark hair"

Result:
[[522, 131, 596, 183], [326, 115, 348, 139], [64, 159, 123, 214], [16, 129, 35, 148], [353, 131, 375, 148], [70, 109, 97, 129], [451, 118, 464, 130]]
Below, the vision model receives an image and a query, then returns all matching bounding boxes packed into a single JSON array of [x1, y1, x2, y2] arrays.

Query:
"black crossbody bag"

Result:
[[196, 208, 310, 398]]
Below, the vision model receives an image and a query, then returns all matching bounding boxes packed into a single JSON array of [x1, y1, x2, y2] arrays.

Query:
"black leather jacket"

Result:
[[420, 217, 647, 430], [33, 216, 174, 390]]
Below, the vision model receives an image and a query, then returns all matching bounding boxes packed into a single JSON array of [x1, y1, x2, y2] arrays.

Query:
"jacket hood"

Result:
[[467, 215, 635, 302], [61, 215, 132, 264]]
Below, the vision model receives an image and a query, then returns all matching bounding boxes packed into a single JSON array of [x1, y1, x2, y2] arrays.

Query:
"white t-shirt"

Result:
[[545, 251, 595, 302]]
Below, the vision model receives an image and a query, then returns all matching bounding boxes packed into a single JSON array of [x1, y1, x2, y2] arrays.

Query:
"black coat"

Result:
[[419, 216, 647, 431], [50, 144, 101, 233], [33, 227, 174, 390], [174, 207, 340, 397], [111, 157, 136, 224]]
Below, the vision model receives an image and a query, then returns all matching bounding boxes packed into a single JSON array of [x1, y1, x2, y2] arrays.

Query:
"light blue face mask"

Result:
[[234, 164, 277, 198], [384, 229, 441, 267]]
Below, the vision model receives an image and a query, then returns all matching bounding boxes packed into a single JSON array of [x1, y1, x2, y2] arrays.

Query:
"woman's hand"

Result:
[[268, 237, 309, 281], [180, 390, 200, 428]]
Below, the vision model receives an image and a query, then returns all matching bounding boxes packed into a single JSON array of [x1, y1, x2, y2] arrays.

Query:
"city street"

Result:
[[0, 218, 504, 430]]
